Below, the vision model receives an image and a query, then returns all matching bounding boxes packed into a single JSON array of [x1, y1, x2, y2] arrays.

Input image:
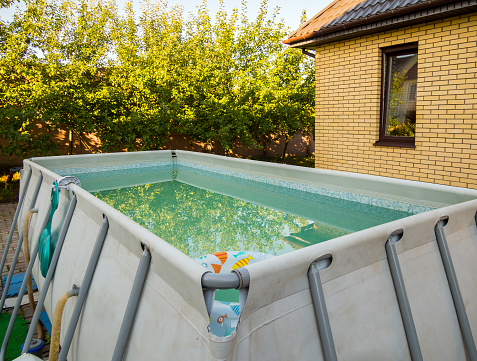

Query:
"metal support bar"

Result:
[[57, 216, 110, 361], [238, 288, 248, 317], [201, 268, 250, 290], [308, 255, 336, 361], [111, 245, 151, 361], [203, 289, 215, 317], [0, 209, 40, 361], [201, 268, 250, 322], [385, 230, 423, 361], [171, 151, 178, 180], [0, 167, 31, 288], [22, 195, 77, 354], [1, 171, 42, 311], [0, 203, 50, 361], [435, 218, 477, 361]]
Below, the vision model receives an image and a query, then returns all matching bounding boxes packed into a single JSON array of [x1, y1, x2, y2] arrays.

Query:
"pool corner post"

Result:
[[200, 267, 250, 319]]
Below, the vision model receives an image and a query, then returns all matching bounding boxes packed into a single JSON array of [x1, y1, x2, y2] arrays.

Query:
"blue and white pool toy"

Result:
[[195, 251, 274, 337]]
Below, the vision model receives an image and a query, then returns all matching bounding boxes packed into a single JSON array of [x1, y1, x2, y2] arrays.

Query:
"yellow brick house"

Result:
[[284, 0, 477, 189]]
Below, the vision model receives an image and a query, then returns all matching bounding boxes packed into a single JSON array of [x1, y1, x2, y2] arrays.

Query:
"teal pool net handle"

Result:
[[39, 181, 60, 278]]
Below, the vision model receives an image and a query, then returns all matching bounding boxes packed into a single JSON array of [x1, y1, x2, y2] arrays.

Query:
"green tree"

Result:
[[95, 1, 185, 152], [264, 33, 315, 160], [0, 0, 116, 156], [0, 0, 315, 158]]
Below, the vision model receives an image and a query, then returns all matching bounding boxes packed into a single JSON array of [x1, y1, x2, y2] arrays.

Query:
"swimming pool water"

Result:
[[53, 161, 422, 258], [54, 160, 428, 305], [94, 180, 314, 257]]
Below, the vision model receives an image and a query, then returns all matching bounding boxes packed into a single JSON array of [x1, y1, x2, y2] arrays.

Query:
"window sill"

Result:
[[373, 139, 415, 148]]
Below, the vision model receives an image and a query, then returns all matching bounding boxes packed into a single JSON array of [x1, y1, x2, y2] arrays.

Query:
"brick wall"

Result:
[[315, 13, 477, 189]]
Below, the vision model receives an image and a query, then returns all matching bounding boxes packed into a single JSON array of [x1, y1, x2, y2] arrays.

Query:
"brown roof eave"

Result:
[[283, 0, 461, 47]]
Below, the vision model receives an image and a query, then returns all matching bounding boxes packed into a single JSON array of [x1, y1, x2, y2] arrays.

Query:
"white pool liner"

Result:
[[17, 150, 477, 361]]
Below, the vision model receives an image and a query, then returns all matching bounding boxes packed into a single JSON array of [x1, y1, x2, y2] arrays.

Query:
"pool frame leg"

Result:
[[307, 255, 336, 361], [57, 215, 110, 361], [22, 194, 77, 354], [435, 217, 477, 361], [111, 244, 151, 361], [0, 171, 42, 311], [0, 208, 39, 361], [0, 167, 31, 288], [385, 230, 423, 361]]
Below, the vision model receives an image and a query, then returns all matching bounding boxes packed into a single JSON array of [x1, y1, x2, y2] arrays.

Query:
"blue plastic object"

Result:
[[21, 339, 44, 357], [39, 311, 52, 335], [38, 182, 59, 277], [2, 273, 38, 297]]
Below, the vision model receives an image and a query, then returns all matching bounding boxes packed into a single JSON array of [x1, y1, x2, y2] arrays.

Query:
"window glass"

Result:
[[384, 52, 418, 137]]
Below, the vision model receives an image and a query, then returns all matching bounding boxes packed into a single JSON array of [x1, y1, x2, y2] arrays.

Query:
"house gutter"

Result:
[[302, 49, 316, 58], [283, 0, 466, 47]]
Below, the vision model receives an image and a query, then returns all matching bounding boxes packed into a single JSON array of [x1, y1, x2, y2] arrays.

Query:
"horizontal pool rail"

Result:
[[201, 268, 250, 290], [111, 244, 151, 361], [57, 215, 110, 361], [0, 208, 40, 361], [22, 193, 77, 354], [0, 171, 42, 312], [385, 229, 423, 361], [0, 166, 31, 291], [308, 254, 336, 361], [435, 217, 477, 361]]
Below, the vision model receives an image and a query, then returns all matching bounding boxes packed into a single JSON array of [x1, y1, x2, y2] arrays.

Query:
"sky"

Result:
[[1, 0, 331, 33]]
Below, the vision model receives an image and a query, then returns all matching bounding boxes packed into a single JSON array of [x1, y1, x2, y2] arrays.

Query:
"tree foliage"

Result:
[[386, 71, 415, 137], [0, 0, 314, 157]]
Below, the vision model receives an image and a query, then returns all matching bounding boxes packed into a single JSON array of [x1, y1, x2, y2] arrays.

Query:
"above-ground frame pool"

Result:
[[5, 150, 477, 360]]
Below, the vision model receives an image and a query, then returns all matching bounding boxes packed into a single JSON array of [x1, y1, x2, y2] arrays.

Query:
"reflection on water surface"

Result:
[[86, 164, 414, 257], [94, 181, 315, 257]]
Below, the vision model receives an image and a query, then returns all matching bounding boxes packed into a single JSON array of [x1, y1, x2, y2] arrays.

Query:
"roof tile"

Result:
[[286, 0, 429, 43], [286, 0, 368, 40]]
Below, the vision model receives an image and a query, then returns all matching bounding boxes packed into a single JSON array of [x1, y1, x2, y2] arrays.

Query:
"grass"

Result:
[[0, 312, 30, 361], [0, 171, 20, 204]]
